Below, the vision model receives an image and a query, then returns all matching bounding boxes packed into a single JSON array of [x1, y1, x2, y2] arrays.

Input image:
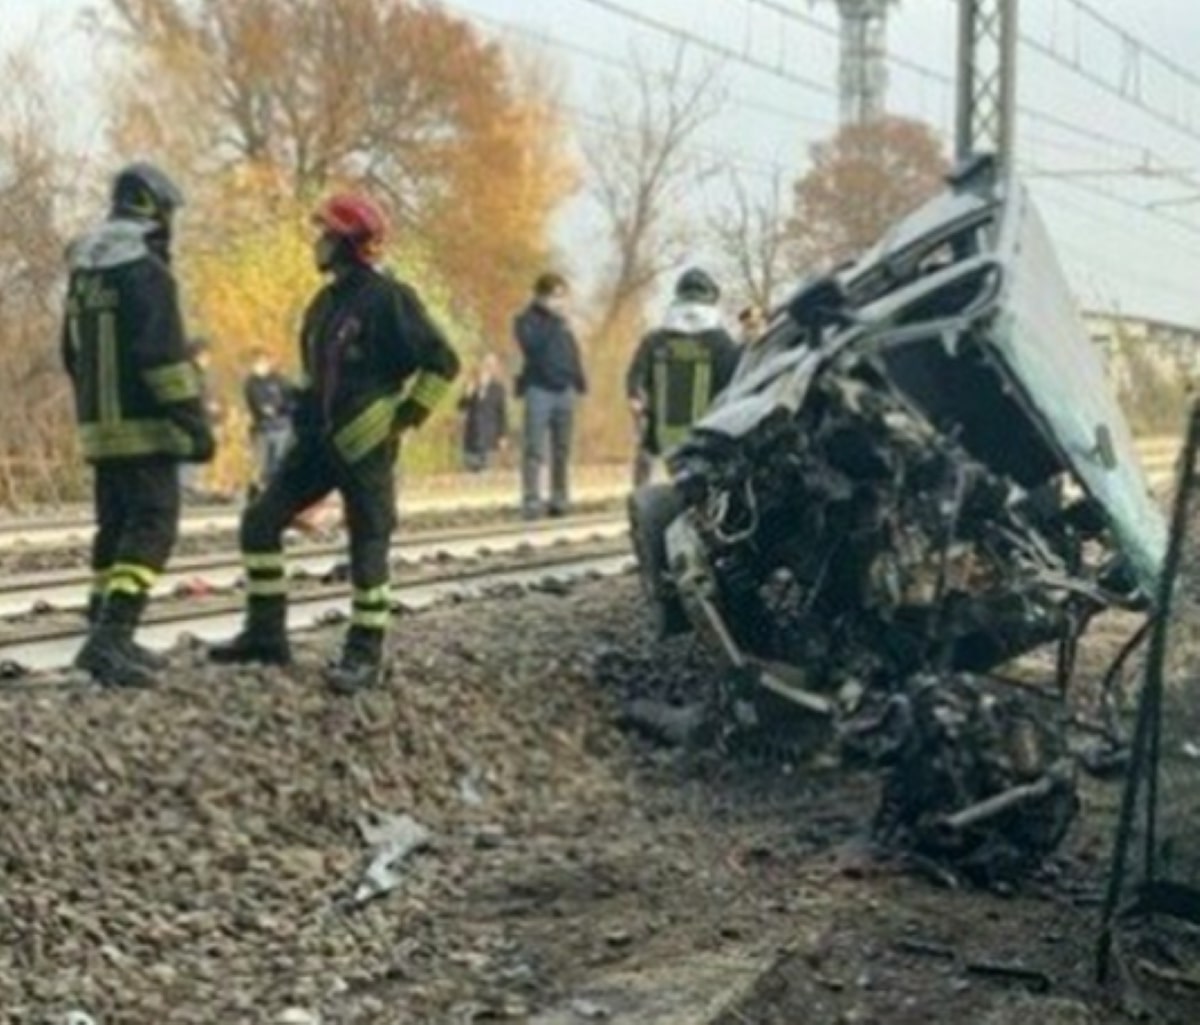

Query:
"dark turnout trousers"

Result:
[[91, 456, 182, 605], [240, 433, 398, 633]]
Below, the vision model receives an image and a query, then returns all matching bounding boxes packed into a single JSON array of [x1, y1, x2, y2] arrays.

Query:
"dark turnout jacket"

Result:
[[626, 301, 739, 455], [513, 303, 587, 395], [296, 264, 460, 463], [61, 219, 213, 463]]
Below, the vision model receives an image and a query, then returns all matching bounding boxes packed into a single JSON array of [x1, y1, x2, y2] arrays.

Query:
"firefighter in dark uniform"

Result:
[[626, 268, 739, 486], [63, 162, 216, 687], [210, 193, 460, 693]]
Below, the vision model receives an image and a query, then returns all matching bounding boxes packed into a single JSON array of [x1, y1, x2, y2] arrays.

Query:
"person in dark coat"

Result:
[[626, 268, 739, 487], [244, 347, 295, 492], [458, 353, 508, 472], [514, 272, 586, 518]]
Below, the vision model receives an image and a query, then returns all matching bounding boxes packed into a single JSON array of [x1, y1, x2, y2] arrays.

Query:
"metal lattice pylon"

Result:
[[955, 0, 1019, 165], [1097, 400, 1200, 996], [829, 0, 898, 125]]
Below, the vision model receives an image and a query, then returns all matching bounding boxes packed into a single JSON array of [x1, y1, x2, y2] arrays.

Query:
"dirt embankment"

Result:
[[0, 576, 1185, 1024]]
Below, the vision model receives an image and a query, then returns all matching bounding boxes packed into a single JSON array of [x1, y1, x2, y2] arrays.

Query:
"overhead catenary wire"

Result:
[[570, 0, 840, 103], [442, 0, 1197, 322], [511, 0, 1200, 221], [1021, 0, 1200, 154], [730, 0, 1152, 162], [441, 0, 839, 136]]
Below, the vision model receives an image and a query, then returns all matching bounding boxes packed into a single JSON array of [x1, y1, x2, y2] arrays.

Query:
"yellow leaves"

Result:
[[792, 116, 949, 270], [100, 0, 582, 481], [423, 59, 579, 343], [178, 184, 475, 486]]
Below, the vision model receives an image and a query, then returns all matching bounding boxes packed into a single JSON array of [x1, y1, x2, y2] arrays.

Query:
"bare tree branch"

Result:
[[584, 43, 726, 333], [708, 168, 792, 311]]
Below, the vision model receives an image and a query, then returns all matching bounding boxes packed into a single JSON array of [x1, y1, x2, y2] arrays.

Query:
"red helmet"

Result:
[[312, 192, 388, 262]]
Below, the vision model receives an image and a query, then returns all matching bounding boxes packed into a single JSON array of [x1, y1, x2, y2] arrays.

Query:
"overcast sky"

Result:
[[6, 0, 1200, 325]]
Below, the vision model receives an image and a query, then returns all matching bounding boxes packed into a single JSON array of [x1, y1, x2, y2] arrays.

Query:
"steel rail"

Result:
[[0, 543, 633, 675], [0, 513, 627, 618]]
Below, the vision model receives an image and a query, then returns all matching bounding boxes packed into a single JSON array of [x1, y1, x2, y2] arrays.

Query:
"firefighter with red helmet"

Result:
[[210, 193, 460, 692]]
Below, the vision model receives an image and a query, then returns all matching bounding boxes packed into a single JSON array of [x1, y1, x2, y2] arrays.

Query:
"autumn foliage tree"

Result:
[[0, 52, 82, 506], [580, 46, 724, 461], [102, 0, 575, 342], [185, 194, 474, 488], [789, 116, 948, 272], [708, 169, 793, 312]]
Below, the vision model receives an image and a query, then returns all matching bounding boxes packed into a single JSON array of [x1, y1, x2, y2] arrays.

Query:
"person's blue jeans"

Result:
[[522, 386, 574, 517]]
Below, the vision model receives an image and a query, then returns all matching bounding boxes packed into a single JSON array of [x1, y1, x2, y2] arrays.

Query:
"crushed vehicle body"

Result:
[[630, 157, 1167, 880]]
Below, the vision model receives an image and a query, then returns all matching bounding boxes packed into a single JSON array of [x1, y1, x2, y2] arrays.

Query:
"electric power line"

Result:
[[1022, 0, 1200, 153], [442, 0, 839, 136], [443, 0, 1199, 318], [1032, 172, 1200, 246], [571, 0, 840, 102]]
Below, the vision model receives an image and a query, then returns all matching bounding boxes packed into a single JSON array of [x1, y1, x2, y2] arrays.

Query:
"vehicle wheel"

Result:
[[628, 483, 691, 639]]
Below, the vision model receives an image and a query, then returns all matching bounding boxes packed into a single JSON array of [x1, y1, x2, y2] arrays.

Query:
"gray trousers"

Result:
[[522, 386, 574, 515], [254, 425, 293, 486]]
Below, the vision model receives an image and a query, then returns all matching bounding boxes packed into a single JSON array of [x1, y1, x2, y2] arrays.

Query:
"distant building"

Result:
[[1083, 311, 1200, 392]]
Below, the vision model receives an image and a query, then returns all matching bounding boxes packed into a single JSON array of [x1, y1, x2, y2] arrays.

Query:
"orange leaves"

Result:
[[791, 117, 949, 272], [104, 0, 577, 350]]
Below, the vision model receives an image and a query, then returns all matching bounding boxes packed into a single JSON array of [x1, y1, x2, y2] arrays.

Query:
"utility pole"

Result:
[[955, 0, 1019, 166], [822, 0, 899, 126]]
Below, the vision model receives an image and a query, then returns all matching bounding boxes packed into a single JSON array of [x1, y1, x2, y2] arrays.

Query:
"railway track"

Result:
[[0, 513, 627, 619], [0, 518, 631, 676], [0, 469, 630, 551], [0, 504, 241, 552]]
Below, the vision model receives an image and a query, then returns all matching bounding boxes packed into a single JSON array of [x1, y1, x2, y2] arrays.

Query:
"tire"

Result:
[[628, 483, 691, 639]]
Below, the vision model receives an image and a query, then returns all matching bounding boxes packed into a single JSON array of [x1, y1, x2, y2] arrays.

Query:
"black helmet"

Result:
[[110, 162, 185, 223], [675, 267, 720, 304]]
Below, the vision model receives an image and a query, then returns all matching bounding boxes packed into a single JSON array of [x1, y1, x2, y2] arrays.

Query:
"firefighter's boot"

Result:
[[324, 627, 388, 694], [87, 587, 167, 671], [74, 591, 159, 689], [208, 596, 291, 666]]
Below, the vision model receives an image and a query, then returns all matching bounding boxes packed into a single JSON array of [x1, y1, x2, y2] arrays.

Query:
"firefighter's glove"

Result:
[[394, 397, 431, 433]]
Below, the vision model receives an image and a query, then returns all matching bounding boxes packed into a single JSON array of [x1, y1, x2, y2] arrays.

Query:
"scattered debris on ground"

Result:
[[0, 576, 1186, 1023]]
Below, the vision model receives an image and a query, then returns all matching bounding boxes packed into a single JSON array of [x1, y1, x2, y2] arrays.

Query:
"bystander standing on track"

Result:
[[62, 162, 215, 688], [210, 192, 460, 693], [514, 272, 587, 519]]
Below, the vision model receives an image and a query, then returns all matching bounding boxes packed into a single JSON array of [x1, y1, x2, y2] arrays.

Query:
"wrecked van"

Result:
[[630, 157, 1166, 879]]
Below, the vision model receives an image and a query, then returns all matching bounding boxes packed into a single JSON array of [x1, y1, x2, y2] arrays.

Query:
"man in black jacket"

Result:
[[243, 347, 294, 492], [62, 162, 215, 687], [626, 268, 739, 487], [514, 272, 586, 518], [210, 192, 460, 693]]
